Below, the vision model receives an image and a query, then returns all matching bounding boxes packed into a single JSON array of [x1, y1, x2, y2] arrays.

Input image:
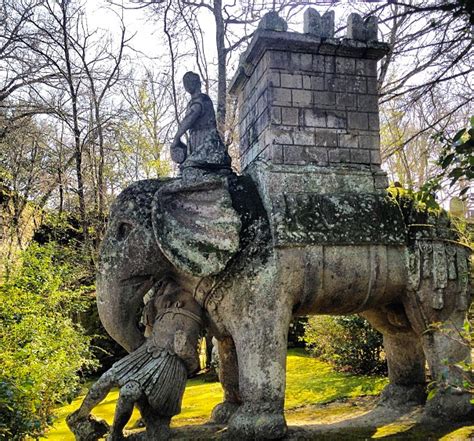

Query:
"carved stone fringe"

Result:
[[111, 343, 187, 416], [408, 240, 471, 315]]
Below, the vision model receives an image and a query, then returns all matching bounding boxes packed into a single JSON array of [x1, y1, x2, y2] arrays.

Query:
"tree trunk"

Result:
[[60, 1, 88, 246], [213, 0, 227, 136]]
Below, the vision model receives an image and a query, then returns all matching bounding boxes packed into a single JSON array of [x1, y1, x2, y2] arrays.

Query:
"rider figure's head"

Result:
[[183, 71, 201, 94]]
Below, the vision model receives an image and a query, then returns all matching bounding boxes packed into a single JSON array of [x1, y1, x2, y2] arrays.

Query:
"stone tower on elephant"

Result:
[[96, 10, 472, 440]]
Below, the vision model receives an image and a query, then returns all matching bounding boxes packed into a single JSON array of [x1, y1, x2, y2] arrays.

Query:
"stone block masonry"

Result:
[[230, 9, 388, 178]]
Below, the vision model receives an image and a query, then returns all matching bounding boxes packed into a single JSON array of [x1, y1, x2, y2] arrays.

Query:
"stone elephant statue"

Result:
[[97, 174, 472, 439]]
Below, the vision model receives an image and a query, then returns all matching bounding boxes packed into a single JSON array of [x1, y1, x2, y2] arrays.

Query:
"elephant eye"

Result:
[[117, 222, 133, 241]]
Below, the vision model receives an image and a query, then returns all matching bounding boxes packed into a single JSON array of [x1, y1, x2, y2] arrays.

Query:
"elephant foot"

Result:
[[377, 383, 426, 409], [144, 425, 171, 441], [106, 432, 128, 441], [66, 410, 110, 441], [143, 419, 171, 441], [210, 401, 240, 424], [422, 387, 473, 422], [227, 403, 287, 440]]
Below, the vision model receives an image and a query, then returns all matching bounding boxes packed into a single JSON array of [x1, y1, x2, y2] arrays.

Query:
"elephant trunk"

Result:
[[96, 270, 154, 353]]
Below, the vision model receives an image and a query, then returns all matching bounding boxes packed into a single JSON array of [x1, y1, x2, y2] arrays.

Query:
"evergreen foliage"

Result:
[[302, 315, 387, 376], [0, 242, 97, 440]]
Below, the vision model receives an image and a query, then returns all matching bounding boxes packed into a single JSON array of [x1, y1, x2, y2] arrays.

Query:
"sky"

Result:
[[85, 1, 219, 76]]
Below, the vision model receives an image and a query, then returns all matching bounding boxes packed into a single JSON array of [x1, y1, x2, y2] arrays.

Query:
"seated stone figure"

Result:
[[170, 71, 232, 179], [67, 279, 204, 441]]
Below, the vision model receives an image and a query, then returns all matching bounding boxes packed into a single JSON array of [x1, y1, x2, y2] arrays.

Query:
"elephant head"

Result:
[[97, 176, 242, 352]]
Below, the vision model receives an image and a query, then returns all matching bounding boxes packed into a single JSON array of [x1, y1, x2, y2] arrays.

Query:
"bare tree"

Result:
[[15, 0, 131, 245], [116, 69, 174, 182]]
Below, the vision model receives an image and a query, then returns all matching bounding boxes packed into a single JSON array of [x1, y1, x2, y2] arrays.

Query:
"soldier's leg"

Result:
[[109, 381, 142, 440], [74, 371, 116, 419]]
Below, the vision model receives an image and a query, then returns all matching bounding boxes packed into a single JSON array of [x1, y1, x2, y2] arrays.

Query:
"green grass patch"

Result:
[[43, 349, 387, 440], [285, 349, 387, 409]]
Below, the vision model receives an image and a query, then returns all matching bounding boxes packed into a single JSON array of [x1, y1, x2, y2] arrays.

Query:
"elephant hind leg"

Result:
[[417, 311, 473, 421], [361, 306, 427, 408], [403, 241, 472, 421]]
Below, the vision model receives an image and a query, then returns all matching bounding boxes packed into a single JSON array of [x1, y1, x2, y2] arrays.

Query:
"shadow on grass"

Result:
[[287, 404, 474, 440], [169, 405, 474, 440]]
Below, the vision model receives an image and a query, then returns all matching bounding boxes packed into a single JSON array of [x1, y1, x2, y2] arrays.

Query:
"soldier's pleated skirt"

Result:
[[111, 342, 187, 416]]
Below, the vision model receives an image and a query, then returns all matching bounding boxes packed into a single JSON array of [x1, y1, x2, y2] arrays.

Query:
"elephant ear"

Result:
[[152, 177, 241, 277]]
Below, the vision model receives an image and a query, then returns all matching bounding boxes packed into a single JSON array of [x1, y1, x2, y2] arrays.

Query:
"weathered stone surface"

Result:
[[326, 112, 346, 128], [92, 10, 473, 441], [171, 72, 231, 176], [347, 13, 366, 41], [336, 92, 356, 109], [336, 57, 355, 74], [304, 8, 321, 36], [369, 113, 380, 130], [351, 148, 371, 164], [303, 10, 335, 39], [258, 11, 288, 32], [313, 90, 336, 107], [229, 31, 390, 94], [273, 87, 292, 105], [321, 11, 335, 39], [365, 16, 378, 41], [292, 89, 313, 105], [281, 107, 299, 125], [281, 72, 302, 88], [152, 177, 241, 277], [348, 112, 369, 130], [305, 109, 326, 127], [69, 282, 204, 440], [358, 94, 378, 112], [272, 193, 407, 246], [371, 150, 382, 165], [314, 131, 337, 147]]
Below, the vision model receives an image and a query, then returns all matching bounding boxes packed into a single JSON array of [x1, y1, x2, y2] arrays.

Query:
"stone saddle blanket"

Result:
[[270, 192, 407, 247]]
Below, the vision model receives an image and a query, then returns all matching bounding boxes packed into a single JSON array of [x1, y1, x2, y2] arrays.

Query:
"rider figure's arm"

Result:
[[172, 102, 202, 147]]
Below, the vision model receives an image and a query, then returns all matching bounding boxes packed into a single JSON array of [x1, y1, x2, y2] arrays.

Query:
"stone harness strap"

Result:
[[155, 307, 204, 328]]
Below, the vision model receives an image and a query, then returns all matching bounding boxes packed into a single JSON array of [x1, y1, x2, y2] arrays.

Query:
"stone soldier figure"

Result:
[[67, 279, 204, 441], [170, 71, 232, 178]]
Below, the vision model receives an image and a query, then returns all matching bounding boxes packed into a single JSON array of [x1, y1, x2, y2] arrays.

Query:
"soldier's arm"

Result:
[[172, 102, 202, 145]]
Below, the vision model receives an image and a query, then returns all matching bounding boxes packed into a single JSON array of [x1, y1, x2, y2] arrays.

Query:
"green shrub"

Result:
[[302, 315, 387, 375], [33, 212, 127, 372], [0, 243, 97, 440]]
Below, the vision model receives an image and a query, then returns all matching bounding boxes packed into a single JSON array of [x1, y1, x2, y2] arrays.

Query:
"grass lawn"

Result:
[[42, 349, 473, 440]]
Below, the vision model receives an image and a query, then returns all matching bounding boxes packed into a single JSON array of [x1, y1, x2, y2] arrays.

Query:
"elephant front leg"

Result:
[[228, 313, 291, 440], [210, 336, 242, 424]]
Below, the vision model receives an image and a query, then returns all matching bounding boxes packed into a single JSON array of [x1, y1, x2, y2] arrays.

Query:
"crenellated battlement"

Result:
[[229, 9, 390, 200]]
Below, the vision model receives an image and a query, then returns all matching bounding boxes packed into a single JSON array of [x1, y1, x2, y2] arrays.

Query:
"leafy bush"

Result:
[[0, 242, 97, 440], [33, 212, 127, 372], [302, 315, 387, 375]]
